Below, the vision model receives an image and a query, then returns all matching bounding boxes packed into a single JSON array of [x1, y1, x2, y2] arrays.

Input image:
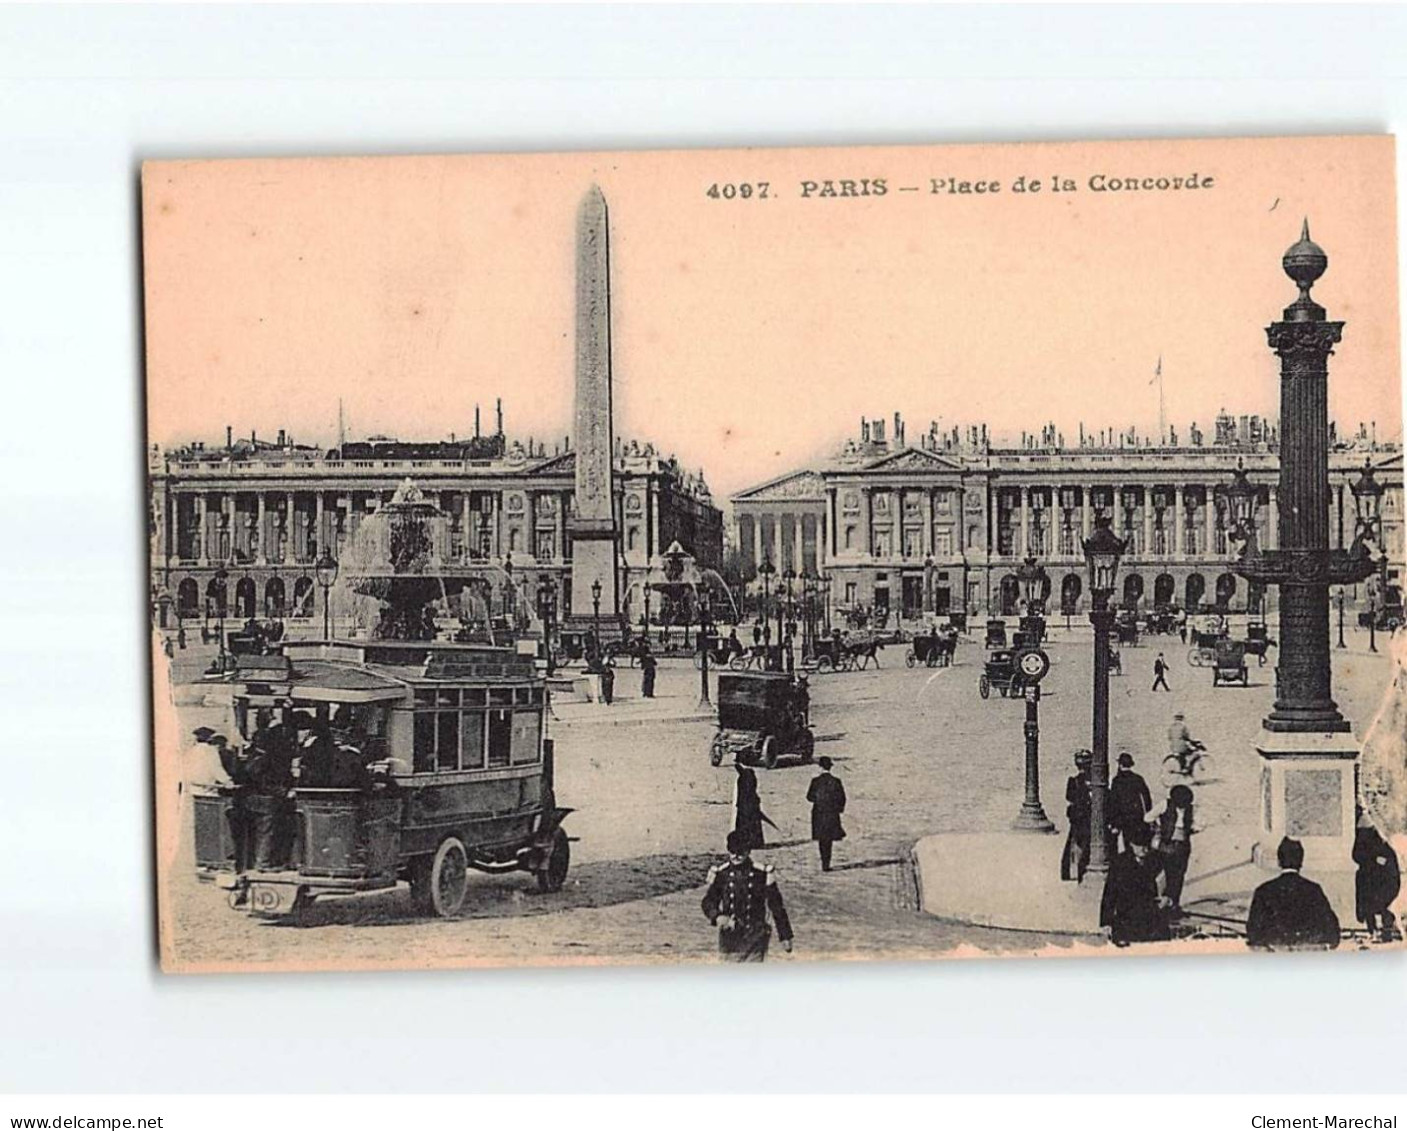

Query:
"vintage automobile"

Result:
[[192, 639, 572, 922], [984, 619, 1009, 650], [1115, 610, 1140, 647], [979, 649, 1026, 700], [1211, 638, 1249, 687], [708, 671, 814, 769]]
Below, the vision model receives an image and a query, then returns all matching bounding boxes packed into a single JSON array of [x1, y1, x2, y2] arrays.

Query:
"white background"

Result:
[[1, 4, 1405, 1095]]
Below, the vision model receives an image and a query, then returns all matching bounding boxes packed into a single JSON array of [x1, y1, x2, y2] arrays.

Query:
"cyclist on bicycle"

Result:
[[1167, 712, 1204, 774]]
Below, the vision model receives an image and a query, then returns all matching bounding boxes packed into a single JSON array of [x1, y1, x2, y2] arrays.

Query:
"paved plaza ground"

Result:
[[156, 625, 1403, 972]]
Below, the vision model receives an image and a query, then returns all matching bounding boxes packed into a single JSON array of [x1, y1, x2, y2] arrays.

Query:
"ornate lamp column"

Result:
[[1082, 516, 1125, 878], [1234, 222, 1376, 870]]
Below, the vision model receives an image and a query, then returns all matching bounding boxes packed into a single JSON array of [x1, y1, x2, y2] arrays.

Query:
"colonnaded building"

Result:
[[731, 410, 1403, 622], [148, 407, 723, 626]]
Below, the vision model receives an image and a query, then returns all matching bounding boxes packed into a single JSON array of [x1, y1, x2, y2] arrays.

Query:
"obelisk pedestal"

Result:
[[566, 185, 621, 638]]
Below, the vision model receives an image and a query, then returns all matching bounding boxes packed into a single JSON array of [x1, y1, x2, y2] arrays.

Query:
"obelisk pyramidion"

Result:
[[568, 185, 619, 624]]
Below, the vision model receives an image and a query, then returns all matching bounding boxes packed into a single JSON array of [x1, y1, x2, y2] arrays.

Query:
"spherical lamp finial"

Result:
[[1281, 218, 1328, 320]]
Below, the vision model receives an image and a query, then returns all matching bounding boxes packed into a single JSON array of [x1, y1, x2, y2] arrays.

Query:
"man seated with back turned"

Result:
[[1246, 837, 1340, 951]]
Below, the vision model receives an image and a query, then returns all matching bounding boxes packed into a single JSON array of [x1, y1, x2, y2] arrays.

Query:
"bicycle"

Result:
[[1161, 741, 1216, 785]]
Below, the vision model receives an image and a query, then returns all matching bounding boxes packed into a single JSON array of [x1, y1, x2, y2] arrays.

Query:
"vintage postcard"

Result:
[[144, 134, 1405, 974]]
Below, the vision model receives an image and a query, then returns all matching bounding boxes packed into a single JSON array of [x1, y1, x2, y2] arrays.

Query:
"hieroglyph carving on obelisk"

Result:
[[568, 185, 619, 619]]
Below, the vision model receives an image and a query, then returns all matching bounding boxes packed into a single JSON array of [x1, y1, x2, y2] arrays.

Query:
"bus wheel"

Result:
[[537, 826, 570, 893], [416, 838, 468, 918]]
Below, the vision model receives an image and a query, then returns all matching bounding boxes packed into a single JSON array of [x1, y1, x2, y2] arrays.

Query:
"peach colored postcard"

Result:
[[143, 135, 1405, 974]]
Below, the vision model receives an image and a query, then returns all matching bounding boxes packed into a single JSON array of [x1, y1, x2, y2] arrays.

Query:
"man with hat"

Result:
[[701, 829, 795, 961], [806, 756, 847, 872], [1061, 749, 1094, 882], [1108, 751, 1152, 853], [1099, 820, 1171, 946], [1166, 711, 1204, 776]]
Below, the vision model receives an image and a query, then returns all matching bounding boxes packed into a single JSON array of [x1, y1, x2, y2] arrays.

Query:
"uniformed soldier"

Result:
[[701, 829, 795, 961]]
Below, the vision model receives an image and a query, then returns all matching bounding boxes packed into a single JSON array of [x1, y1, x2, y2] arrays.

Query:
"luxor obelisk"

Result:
[[568, 185, 620, 629]]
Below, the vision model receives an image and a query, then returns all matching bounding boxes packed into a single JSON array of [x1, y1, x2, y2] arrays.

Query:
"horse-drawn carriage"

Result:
[[1242, 621, 1275, 666], [979, 649, 1028, 699], [709, 671, 814, 769], [1187, 614, 1229, 667], [906, 627, 958, 668], [1145, 607, 1180, 636], [1115, 610, 1140, 647], [800, 633, 883, 673], [1210, 638, 1249, 687]]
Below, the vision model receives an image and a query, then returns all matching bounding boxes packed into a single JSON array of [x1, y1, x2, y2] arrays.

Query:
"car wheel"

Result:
[[761, 735, 778, 770]]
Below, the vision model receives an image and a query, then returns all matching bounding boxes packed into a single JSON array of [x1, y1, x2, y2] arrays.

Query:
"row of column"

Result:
[[174, 488, 574, 567], [747, 511, 825, 575], [999, 483, 1280, 560], [829, 485, 969, 562]]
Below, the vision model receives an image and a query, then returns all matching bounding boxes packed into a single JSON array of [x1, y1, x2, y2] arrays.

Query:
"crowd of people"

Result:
[[1058, 713, 1401, 950]]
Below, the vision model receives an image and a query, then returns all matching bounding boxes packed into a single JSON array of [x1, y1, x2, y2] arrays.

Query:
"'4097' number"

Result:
[[706, 182, 769, 200]]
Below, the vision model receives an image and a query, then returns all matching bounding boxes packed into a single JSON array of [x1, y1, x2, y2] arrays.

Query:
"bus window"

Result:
[[461, 710, 486, 769], [511, 710, 541, 765], [487, 709, 512, 768], [436, 710, 460, 771]]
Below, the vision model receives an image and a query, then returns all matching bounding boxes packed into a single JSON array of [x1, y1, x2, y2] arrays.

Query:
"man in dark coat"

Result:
[[1061, 749, 1093, 882], [732, 756, 767, 851], [640, 649, 657, 699], [702, 829, 794, 961], [806, 756, 847, 872], [1152, 651, 1171, 692], [1099, 821, 1171, 946], [1246, 837, 1340, 950], [1108, 752, 1152, 852], [1352, 816, 1401, 941]]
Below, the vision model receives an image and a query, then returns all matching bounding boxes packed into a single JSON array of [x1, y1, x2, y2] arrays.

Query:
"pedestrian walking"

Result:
[[806, 756, 847, 872], [732, 756, 767, 851], [1352, 812, 1402, 942], [640, 649, 657, 699], [1152, 651, 1171, 692], [702, 829, 794, 961], [1061, 749, 1093, 882], [1153, 784, 1196, 915], [599, 662, 615, 705], [752, 622, 762, 648], [1246, 837, 1340, 950], [1099, 821, 1171, 946], [1108, 752, 1152, 853]]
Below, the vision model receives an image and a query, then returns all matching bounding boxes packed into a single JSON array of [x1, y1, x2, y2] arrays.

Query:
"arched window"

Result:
[[293, 576, 315, 617], [1215, 572, 1238, 610], [1185, 573, 1206, 610], [1154, 573, 1176, 608], [1122, 573, 1144, 609], [177, 578, 199, 617], [234, 577, 256, 619], [264, 576, 286, 617], [1060, 573, 1082, 614]]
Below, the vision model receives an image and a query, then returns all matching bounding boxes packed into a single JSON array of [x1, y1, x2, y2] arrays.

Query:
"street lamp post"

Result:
[[590, 577, 603, 669], [1082, 515, 1126, 878], [1336, 587, 1347, 649], [757, 557, 775, 670], [1012, 552, 1055, 833], [538, 579, 557, 675], [697, 590, 713, 709], [212, 567, 230, 673], [315, 552, 339, 641], [782, 569, 795, 673], [1351, 458, 1386, 655], [1016, 553, 1048, 646]]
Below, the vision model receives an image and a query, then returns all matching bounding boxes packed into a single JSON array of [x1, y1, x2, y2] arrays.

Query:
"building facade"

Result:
[[149, 430, 722, 627], [732, 412, 1404, 623]]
